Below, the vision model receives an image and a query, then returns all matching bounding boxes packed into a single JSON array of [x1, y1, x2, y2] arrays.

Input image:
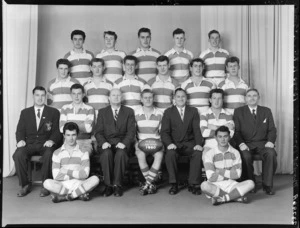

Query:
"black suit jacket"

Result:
[[94, 105, 136, 149], [233, 105, 277, 150], [16, 105, 61, 145], [161, 105, 203, 148]]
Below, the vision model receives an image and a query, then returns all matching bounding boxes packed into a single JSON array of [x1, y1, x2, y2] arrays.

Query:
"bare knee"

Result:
[[43, 179, 53, 190], [89, 175, 100, 185], [201, 181, 211, 193]]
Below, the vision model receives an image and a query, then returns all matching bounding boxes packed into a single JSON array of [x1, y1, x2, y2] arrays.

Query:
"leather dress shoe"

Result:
[[192, 185, 202, 195], [103, 186, 113, 197], [169, 184, 178, 195], [263, 186, 275, 195], [114, 185, 123, 197], [78, 193, 90, 201], [235, 196, 249, 204], [40, 187, 50, 197], [188, 185, 193, 192], [17, 184, 31, 197], [51, 194, 72, 203], [250, 187, 257, 193]]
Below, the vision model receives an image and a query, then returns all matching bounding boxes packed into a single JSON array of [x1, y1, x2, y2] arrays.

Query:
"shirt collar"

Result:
[[123, 74, 139, 80], [87, 76, 107, 83], [248, 105, 258, 112], [225, 77, 246, 85], [155, 75, 172, 82], [170, 48, 187, 55], [111, 106, 121, 114], [34, 105, 45, 113], [101, 49, 118, 54], [136, 47, 152, 52], [55, 76, 71, 83], [71, 102, 85, 109], [61, 143, 80, 152], [215, 144, 233, 154], [70, 49, 86, 55], [136, 106, 158, 116]]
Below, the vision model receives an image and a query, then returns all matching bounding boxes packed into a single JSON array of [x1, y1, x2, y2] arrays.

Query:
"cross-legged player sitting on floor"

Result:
[[135, 89, 164, 195], [43, 122, 99, 203], [201, 125, 254, 205]]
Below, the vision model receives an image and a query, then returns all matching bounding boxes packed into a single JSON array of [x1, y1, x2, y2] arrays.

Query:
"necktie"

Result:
[[180, 108, 184, 120], [37, 109, 41, 119], [114, 109, 118, 121], [252, 109, 256, 119]]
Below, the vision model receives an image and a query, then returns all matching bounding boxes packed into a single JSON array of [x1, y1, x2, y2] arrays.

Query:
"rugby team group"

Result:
[[13, 27, 278, 206]]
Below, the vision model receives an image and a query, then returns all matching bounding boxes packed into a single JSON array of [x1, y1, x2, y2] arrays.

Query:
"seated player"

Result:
[[47, 59, 80, 111], [64, 30, 94, 85], [114, 55, 150, 111], [217, 56, 249, 114], [84, 58, 113, 119], [181, 58, 216, 115], [135, 89, 164, 195], [201, 126, 255, 205], [161, 88, 204, 195], [164, 28, 194, 86], [96, 31, 126, 83], [130, 27, 161, 83], [60, 84, 95, 156], [199, 30, 229, 85], [148, 55, 178, 113], [43, 122, 100, 203], [200, 88, 234, 156]]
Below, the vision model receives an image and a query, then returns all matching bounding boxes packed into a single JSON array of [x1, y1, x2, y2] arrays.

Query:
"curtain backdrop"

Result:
[[3, 5, 293, 177], [3, 3, 38, 177]]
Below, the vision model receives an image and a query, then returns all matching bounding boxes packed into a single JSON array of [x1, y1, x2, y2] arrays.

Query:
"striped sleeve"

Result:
[[59, 106, 68, 133], [84, 107, 95, 133], [200, 113, 215, 138], [52, 149, 69, 181], [218, 150, 242, 180], [66, 152, 90, 180], [203, 149, 224, 182]]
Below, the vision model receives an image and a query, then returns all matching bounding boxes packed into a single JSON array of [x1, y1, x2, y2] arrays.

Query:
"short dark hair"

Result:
[[225, 56, 240, 66], [174, 87, 187, 96], [156, 55, 169, 64], [138, 27, 151, 37], [190, 58, 205, 67], [32, 86, 46, 95], [208, 30, 220, 39], [209, 88, 224, 99], [141, 88, 154, 97], [104, 31, 117, 40], [56, 59, 71, 68], [71, 30, 86, 41], [70, 83, 84, 93], [124, 55, 138, 65], [215, 125, 230, 136], [90, 58, 105, 67], [246, 88, 260, 96], [63, 122, 79, 135], [173, 28, 185, 37]]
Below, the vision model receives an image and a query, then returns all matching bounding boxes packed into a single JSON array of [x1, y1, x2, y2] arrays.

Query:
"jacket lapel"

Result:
[[173, 106, 183, 124], [244, 106, 257, 136], [37, 106, 47, 132], [255, 106, 263, 129], [108, 106, 117, 129], [31, 106, 38, 132]]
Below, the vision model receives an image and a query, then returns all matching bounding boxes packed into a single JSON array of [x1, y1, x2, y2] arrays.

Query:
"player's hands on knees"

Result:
[[239, 143, 249, 151], [43, 140, 54, 147], [102, 142, 111, 149], [265, 141, 275, 148], [167, 144, 177, 150], [116, 142, 125, 149], [17, 140, 26, 148], [194, 145, 203, 151]]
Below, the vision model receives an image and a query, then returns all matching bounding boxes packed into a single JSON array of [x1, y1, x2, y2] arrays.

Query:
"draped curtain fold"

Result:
[[3, 3, 38, 177], [2, 5, 293, 177]]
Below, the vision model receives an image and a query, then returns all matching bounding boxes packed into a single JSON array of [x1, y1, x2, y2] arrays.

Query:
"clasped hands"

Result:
[[167, 143, 203, 151], [102, 142, 125, 150], [17, 140, 54, 148]]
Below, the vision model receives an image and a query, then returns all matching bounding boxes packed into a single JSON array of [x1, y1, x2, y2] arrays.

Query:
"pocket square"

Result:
[[42, 117, 46, 119], [263, 118, 267, 123]]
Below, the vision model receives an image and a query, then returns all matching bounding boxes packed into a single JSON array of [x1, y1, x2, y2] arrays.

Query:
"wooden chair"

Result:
[[27, 155, 43, 185]]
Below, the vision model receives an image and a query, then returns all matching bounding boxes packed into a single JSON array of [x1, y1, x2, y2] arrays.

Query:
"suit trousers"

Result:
[[240, 147, 277, 187], [13, 143, 55, 187], [98, 145, 129, 186], [165, 141, 202, 185]]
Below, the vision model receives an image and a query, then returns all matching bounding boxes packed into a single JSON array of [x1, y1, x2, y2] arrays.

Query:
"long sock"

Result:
[[146, 167, 158, 184], [141, 167, 149, 182], [212, 187, 227, 197], [71, 184, 87, 199], [224, 188, 242, 202], [59, 186, 69, 195]]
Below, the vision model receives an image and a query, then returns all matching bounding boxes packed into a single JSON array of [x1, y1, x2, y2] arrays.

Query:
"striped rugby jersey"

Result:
[[203, 144, 241, 182], [47, 76, 80, 111], [96, 49, 126, 83], [181, 77, 216, 114], [217, 78, 249, 115], [52, 144, 90, 181], [64, 49, 94, 85], [83, 77, 113, 111], [60, 102, 95, 139], [148, 75, 178, 113], [164, 48, 193, 85], [135, 106, 163, 141], [199, 48, 229, 79], [113, 75, 150, 110], [131, 47, 161, 83]]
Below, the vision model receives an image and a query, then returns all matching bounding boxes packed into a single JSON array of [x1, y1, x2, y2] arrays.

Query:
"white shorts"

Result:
[[61, 179, 84, 193], [212, 179, 238, 193]]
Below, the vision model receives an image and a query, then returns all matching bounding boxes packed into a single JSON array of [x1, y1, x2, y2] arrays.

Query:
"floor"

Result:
[[1, 161, 295, 226]]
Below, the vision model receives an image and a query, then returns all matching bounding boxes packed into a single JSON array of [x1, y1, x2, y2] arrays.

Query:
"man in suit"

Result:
[[161, 88, 204, 195], [13, 86, 62, 197], [94, 88, 136, 197], [233, 88, 277, 195]]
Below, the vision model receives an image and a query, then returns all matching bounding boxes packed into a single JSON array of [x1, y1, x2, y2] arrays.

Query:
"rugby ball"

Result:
[[138, 138, 163, 154]]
